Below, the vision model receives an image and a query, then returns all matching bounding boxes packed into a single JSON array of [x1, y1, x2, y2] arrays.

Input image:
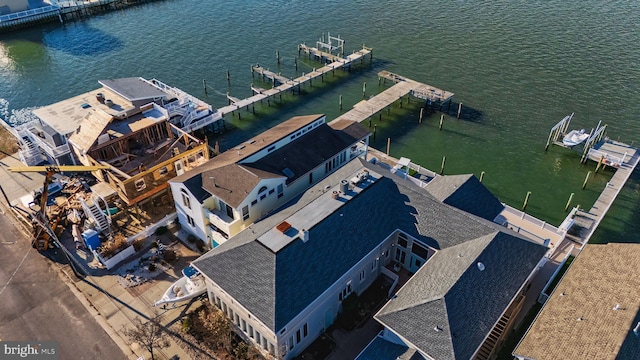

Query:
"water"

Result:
[[1, 1, 638, 243]]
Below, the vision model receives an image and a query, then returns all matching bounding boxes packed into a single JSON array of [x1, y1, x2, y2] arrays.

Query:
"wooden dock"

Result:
[[330, 71, 454, 125], [565, 143, 640, 246], [217, 43, 373, 119]]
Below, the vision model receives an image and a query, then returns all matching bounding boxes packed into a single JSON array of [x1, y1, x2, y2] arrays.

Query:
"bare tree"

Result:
[[123, 312, 171, 360]]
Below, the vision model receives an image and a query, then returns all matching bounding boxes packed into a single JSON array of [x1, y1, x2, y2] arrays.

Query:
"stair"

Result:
[[81, 197, 110, 235], [19, 135, 44, 165], [474, 314, 511, 360]]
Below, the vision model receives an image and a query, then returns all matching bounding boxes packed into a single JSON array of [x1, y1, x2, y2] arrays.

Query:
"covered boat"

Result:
[[154, 265, 206, 306], [563, 129, 589, 147]]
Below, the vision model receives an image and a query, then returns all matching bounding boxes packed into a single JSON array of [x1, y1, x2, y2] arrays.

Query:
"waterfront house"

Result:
[[191, 158, 550, 359], [513, 243, 640, 360], [168, 114, 370, 248], [6, 77, 220, 167]]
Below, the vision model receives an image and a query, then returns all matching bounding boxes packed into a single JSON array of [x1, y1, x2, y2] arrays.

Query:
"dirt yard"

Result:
[[0, 125, 19, 159]]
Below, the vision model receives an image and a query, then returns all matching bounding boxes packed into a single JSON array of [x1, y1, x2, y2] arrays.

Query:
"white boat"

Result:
[[563, 129, 589, 147], [154, 265, 206, 306]]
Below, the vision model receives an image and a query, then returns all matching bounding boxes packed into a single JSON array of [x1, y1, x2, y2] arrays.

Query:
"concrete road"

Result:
[[0, 210, 126, 359]]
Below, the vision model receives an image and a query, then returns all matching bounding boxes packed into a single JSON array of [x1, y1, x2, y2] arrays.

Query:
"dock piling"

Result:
[[419, 108, 424, 124], [565, 193, 575, 212], [276, 50, 280, 65], [479, 171, 485, 183], [363, 82, 367, 98], [457, 102, 463, 119], [582, 171, 591, 190], [294, 57, 298, 70], [386, 138, 391, 156], [595, 155, 605, 173], [439, 114, 444, 130], [339, 95, 343, 110], [202, 79, 208, 94], [373, 124, 377, 139], [522, 191, 531, 211], [440, 156, 446, 175], [227, 70, 230, 84]]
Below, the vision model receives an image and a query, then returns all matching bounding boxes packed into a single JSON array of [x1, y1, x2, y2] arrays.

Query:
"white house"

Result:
[[191, 158, 550, 359], [169, 114, 370, 248]]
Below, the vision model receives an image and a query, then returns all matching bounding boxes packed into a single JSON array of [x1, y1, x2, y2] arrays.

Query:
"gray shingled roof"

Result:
[[376, 232, 547, 360], [182, 173, 209, 203], [193, 159, 543, 336], [98, 78, 168, 101], [201, 164, 284, 208], [248, 123, 368, 184], [425, 174, 504, 221], [355, 336, 426, 360]]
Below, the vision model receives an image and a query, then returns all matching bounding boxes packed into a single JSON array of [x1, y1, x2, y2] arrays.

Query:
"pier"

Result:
[[330, 71, 454, 125], [565, 142, 640, 247], [217, 42, 373, 119]]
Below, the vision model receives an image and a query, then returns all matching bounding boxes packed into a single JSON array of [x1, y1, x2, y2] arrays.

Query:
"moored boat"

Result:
[[562, 129, 589, 147]]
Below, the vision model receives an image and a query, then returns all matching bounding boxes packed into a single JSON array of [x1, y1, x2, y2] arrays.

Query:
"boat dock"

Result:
[[565, 142, 640, 247], [217, 42, 373, 119], [330, 71, 454, 125]]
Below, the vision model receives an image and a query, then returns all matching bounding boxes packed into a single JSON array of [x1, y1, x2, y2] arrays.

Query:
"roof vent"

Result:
[[477, 262, 485, 271], [577, 316, 584, 321], [634, 322, 640, 336], [276, 221, 291, 233], [613, 304, 623, 311], [434, 326, 442, 332]]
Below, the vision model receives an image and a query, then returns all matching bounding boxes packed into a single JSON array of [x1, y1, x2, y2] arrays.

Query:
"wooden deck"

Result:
[[566, 143, 640, 246]]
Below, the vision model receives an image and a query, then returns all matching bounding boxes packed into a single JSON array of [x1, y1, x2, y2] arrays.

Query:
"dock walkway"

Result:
[[217, 44, 372, 119], [566, 142, 640, 246], [330, 71, 454, 125]]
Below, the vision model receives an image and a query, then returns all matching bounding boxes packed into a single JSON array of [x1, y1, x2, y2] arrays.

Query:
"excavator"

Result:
[[7, 165, 110, 251]]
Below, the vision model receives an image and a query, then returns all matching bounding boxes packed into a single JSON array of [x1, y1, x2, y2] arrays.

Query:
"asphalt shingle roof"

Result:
[[193, 159, 546, 340], [376, 232, 547, 360], [425, 174, 504, 221]]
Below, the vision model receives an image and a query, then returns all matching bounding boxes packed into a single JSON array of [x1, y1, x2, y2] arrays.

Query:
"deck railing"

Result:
[[0, 5, 59, 23]]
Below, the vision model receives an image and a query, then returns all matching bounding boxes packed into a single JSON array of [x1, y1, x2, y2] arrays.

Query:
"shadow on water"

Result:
[[43, 21, 123, 56]]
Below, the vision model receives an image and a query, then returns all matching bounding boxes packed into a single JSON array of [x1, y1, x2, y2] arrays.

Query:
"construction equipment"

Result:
[[7, 165, 110, 250]]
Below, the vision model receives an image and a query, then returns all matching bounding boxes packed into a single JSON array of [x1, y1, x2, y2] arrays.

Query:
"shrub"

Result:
[[99, 233, 128, 258], [150, 241, 158, 249], [155, 226, 168, 235], [163, 249, 177, 263], [181, 317, 190, 333], [132, 237, 145, 251], [196, 239, 206, 253]]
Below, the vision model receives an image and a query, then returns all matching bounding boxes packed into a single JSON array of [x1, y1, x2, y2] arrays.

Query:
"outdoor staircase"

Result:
[[474, 313, 511, 360], [19, 135, 44, 165], [81, 196, 111, 235]]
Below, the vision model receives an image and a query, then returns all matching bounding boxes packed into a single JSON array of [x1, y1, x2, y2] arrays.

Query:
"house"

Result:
[[191, 158, 550, 359], [513, 243, 640, 360], [168, 114, 370, 247], [9, 77, 220, 167]]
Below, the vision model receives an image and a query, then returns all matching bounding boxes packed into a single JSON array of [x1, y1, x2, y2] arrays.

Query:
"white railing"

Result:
[[147, 78, 212, 110], [180, 112, 222, 134], [204, 208, 237, 236], [502, 204, 564, 236], [587, 148, 626, 168], [0, 5, 59, 23]]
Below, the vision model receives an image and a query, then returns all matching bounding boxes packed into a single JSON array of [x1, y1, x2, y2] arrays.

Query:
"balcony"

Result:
[[203, 207, 239, 236]]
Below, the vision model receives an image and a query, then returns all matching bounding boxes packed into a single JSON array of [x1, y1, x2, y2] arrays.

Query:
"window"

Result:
[[303, 323, 308, 337], [222, 302, 227, 316], [249, 325, 254, 338], [296, 329, 301, 343], [157, 166, 168, 177], [258, 186, 268, 193], [251, 199, 258, 206], [181, 189, 191, 209], [268, 189, 275, 195], [260, 194, 266, 200], [397, 233, 408, 248], [135, 179, 146, 191], [256, 331, 261, 345], [242, 206, 249, 221], [371, 260, 377, 271], [187, 215, 195, 227], [262, 337, 268, 350], [309, 172, 313, 184], [289, 336, 294, 350], [290, 135, 296, 140], [412, 243, 429, 259], [242, 319, 247, 332], [270, 343, 275, 354], [267, 145, 276, 152], [277, 184, 284, 198], [359, 269, 366, 282]]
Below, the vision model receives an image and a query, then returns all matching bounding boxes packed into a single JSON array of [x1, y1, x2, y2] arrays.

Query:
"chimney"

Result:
[[300, 229, 309, 242]]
